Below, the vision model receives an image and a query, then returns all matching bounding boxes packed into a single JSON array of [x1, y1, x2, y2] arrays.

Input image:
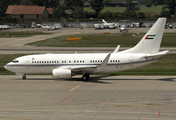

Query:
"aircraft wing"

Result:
[[54, 53, 111, 73]]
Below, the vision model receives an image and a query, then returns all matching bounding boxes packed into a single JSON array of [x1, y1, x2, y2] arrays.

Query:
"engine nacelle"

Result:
[[52, 68, 71, 79]]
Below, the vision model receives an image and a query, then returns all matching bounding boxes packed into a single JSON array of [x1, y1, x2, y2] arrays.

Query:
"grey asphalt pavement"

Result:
[[0, 75, 176, 120]]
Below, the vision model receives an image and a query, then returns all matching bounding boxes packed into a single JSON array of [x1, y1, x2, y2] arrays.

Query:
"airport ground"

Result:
[[0, 27, 176, 54], [0, 75, 176, 120], [1, 27, 176, 120]]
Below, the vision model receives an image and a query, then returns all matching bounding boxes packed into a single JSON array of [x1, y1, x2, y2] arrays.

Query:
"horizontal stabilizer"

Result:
[[145, 50, 169, 59]]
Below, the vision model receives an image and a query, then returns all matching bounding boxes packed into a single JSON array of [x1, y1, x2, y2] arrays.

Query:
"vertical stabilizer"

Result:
[[102, 19, 107, 23], [121, 18, 166, 54]]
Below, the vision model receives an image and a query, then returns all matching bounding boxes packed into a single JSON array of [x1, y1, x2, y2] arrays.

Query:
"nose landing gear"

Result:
[[22, 75, 26, 80]]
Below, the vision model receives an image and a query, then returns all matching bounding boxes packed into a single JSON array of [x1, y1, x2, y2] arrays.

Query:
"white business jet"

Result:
[[102, 19, 117, 29], [4, 18, 168, 80]]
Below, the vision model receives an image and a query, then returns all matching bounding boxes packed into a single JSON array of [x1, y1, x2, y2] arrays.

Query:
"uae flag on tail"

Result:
[[145, 35, 156, 39]]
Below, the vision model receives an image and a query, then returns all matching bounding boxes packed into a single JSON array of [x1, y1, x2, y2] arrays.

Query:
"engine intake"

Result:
[[52, 68, 71, 79]]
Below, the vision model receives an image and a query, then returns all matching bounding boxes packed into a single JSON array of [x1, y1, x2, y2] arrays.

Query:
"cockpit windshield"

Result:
[[121, 25, 126, 28], [12, 59, 19, 63]]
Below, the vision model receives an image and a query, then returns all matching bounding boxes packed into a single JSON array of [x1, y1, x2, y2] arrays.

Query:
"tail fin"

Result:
[[122, 18, 166, 54], [102, 19, 107, 23]]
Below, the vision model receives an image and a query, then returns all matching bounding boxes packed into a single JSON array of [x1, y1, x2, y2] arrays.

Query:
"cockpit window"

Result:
[[12, 59, 19, 63]]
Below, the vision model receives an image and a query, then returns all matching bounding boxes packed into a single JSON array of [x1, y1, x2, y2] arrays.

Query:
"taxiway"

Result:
[[0, 75, 176, 120]]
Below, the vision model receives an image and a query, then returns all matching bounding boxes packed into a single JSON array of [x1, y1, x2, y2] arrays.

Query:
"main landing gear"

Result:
[[82, 73, 90, 81]]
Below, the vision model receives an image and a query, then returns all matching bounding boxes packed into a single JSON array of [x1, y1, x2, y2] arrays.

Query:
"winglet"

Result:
[[113, 45, 120, 53], [98, 53, 111, 67]]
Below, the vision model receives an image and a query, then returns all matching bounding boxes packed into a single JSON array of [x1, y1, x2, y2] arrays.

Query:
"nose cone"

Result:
[[4, 63, 11, 71]]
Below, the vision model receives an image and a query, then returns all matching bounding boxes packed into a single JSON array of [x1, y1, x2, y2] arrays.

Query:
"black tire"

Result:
[[82, 75, 87, 81], [85, 73, 90, 79], [22, 76, 26, 80], [82, 73, 90, 81]]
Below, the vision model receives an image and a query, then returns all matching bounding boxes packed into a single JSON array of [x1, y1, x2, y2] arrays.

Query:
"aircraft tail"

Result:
[[121, 18, 166, 54], [102, 19, 107, 23]]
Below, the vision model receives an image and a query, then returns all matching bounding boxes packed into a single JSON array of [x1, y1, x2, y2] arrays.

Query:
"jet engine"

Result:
[[52, 68, 71, 78]]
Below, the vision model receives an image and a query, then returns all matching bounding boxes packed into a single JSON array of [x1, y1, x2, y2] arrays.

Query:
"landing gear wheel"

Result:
[[82, 73, 90, 81], [85, 73, 90, 79], [22, 76, 26, 80]]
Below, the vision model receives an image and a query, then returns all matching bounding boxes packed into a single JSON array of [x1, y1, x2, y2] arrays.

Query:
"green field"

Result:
[[0, 31, 51, 38], [117, 53, 176, 75], [84, 5, 165, 14], [27, 33, 176, 47], [0, 54, 176, 75]]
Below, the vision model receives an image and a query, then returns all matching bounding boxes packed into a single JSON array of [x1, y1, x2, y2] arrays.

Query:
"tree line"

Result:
[[0, 0, 176, 20]]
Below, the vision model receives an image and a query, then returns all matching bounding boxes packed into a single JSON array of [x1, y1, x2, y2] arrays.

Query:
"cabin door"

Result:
[[129, 56, 133, 62], [25, 57, 30, 66]]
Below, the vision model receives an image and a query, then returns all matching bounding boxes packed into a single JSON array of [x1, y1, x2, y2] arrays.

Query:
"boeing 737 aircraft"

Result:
[[4, 18, 168, 80]]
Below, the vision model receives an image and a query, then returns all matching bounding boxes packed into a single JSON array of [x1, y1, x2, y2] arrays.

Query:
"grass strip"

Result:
[[0, 31, 51, 38], [84, 5, 165, 14], [27, 33, 176, 47]]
